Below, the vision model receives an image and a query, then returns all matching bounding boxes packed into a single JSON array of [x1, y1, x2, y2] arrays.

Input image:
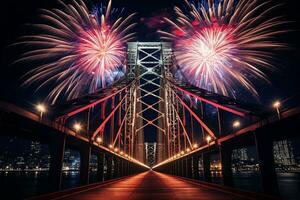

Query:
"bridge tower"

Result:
[[127, 42, 175, 164]]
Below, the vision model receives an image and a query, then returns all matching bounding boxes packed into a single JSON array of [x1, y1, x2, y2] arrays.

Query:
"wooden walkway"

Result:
[[49, 171, 264, 200]]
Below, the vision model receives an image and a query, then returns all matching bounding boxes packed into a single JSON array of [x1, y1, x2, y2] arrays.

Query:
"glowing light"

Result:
[[73, 123, 82, 132], [114, 148, 119, 152], [36, 104, 46, 113], [273, 101, 281, 109], [159, 0, 285, 98], [193, 143, 198, 149], [233, 121, 241, 128], [273, 100, 281, 119], [206, 135, 212, 143], [17, 0, 136, 103], [109, 144, 113, 149], [186, 148, 191, 152], [120, 151, 124, 155], [96, 136, 102, 143], [181, 151, 185, 155]]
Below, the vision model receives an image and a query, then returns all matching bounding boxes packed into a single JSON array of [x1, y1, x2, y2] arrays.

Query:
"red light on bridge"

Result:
[[96, 136, 102, 143], [73, 123, 82, 132], [232, 120, 241, 128], [206, 135, 212, 143]]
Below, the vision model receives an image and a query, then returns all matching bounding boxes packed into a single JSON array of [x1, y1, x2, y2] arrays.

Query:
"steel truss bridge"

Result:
[[0, 42, 300, 200]]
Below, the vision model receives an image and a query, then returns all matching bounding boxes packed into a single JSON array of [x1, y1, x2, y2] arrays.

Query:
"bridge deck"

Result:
[[44, 171, 265, 200]]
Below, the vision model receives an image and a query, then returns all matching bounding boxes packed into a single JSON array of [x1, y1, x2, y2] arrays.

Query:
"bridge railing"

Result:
[[153, 103, 300, 197], [0, 99, 149, 195]]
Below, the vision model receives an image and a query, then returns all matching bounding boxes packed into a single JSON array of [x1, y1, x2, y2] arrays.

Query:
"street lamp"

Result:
[[96, 136, 102, 143], [206, 135, 212, 145], [233, 120, 241, 129], [273, 100, 281, 119], [36, 103, 46, 120], [73, 123, 82, 133]]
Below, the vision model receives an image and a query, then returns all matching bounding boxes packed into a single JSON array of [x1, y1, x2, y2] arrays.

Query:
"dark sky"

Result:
[[0, 0, 299, 109]]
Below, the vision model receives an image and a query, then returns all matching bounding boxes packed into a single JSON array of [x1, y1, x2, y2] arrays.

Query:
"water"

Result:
[[0, 171, 80, 199], [0, 171, 300, 199]]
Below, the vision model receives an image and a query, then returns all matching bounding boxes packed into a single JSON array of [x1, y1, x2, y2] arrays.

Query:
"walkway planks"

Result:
[[55, 171, 254, 200]]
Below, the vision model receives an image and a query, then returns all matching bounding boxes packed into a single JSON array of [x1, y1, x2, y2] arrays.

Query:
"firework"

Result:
[[16, 0, 136, 103], [159, 0, 285, 97]]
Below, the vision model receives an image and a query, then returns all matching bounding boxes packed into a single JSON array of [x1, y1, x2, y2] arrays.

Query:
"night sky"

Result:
[[0, 0, 300, 109]]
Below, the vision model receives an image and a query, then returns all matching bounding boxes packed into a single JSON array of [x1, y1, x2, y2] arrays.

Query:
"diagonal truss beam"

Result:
[[65, 84, 130, 118], [92, 94, 128, 140], [170, 81, 257, 117], [171, 103, 193, 149], [172, 90, 217, 139]]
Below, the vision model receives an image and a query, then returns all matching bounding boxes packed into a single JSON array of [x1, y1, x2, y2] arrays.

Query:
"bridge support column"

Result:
[[203, 153, 211, 182], [106, 156, 113, 180], [79, 144, 91, 185], [97, 153, 105, 182], [120, 159, 124, 177], [219, 144, 233, 186], [125, 161, 129, 175], [255, 131, 279, 195], [49, 135, 66, 191], [172, 162, 175, 175], [192, 155, 200, 180], [181, 159, 185, 177], [114, 158, 120, 178], [186, 157, 193, 178]]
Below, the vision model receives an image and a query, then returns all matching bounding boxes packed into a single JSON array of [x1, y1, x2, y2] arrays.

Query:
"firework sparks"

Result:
[[16, 0, 136, 103], [159, 0, 285, 97]]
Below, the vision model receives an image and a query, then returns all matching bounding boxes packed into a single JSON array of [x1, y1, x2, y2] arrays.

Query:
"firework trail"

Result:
[[159, 0, 285, 97], [15, 0, 136, 103]]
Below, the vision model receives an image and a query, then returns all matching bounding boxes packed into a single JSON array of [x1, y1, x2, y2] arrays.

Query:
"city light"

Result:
[[96, 136, 102, 143], [193, 143, 198, 149], [206, 135, 212, 144], [73, 123, 82, 132], [109, 144, 113, 149], [186, 148, 191, 152], [273, 101, 281, 109], [233, 120, 241, 128], [273, 100, 281, 119], [114, 148, 119, 152], [120, 151, 124, 155], [36, 103, 46, 119], [181, 151, 185, 155]]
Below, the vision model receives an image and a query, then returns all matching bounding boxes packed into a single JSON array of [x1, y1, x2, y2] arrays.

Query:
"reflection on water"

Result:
[[277, 172, 300, 200], [0, 171, 81, 199], [0, 171, 300, 199]]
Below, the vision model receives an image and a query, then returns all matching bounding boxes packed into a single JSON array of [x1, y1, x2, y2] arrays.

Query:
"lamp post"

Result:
[[96, 136, 102, 144], [73, 123, 82, 133], [36, 103, 46, 121], [206, 135, 212, 145], [273, 100, 281, 119]]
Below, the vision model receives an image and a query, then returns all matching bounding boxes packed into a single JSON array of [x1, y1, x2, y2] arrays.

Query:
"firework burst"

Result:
[[159, 0, 285, 97], [16, 0, 136, 103]]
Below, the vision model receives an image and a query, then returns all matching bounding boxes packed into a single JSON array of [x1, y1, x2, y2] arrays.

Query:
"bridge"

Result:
[[1, 42, 299, 200]]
